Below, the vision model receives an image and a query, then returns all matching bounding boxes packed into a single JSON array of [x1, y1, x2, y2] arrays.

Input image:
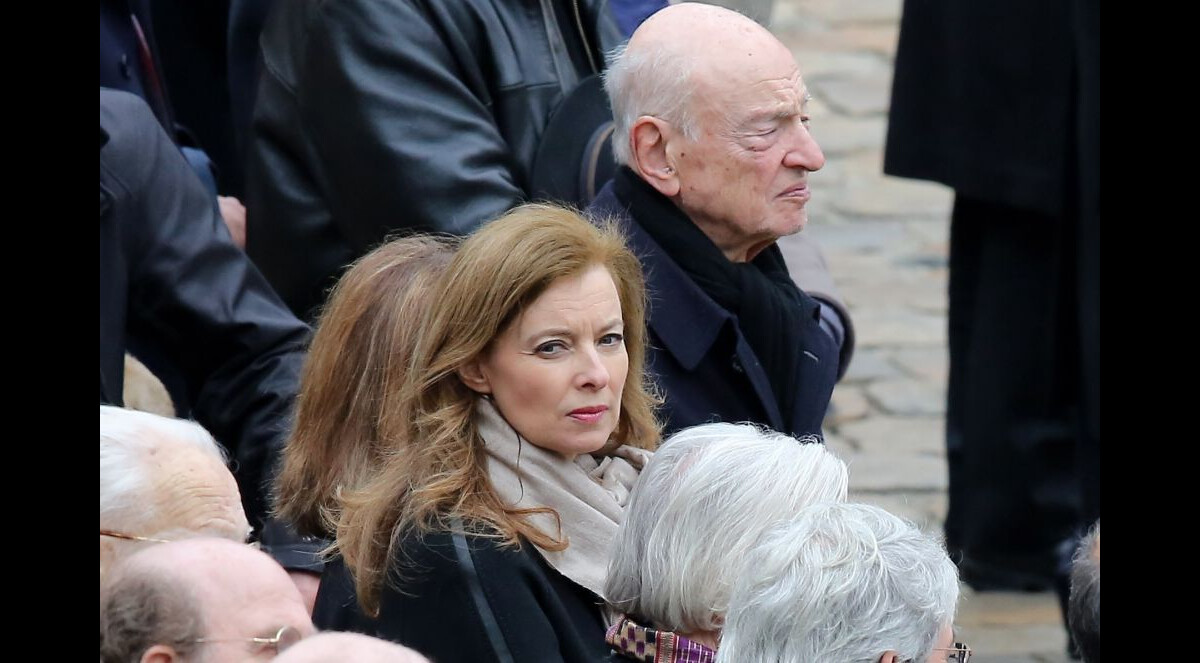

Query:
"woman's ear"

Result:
[[457, 360, 492, 394], [877, 652, 899, 663]]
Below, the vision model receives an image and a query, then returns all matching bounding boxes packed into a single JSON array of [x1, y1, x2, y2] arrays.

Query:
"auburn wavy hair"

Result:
[[272, 235, 457, 538], [336, 203, 661, 615]]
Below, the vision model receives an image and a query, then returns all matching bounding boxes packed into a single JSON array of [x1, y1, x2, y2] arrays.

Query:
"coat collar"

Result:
[[590, 182, 734, 372]]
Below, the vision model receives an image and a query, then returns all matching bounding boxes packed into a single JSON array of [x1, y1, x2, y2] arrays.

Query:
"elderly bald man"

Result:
[[100, 405, 252, 579], [274, 632, 430, 663], [588, 2, 850, 440], [100, 537, 316, 663]]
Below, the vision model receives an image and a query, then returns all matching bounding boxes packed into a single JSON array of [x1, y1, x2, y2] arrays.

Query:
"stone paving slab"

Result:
[[794, 218, 908, 252], [892, 345, 949, 383], [840, 347, 903, 383], [783, 0, 902, 25], [834, 169, 956, 218], [838, 415, 944, 456], [792, 50, 892, 80], [802, 25, 900, 56], [844, 453, 947, 491], [847, 308, 947, 347], [808, 115, 888, 155], [827, 384, 872, 426], [810, 75, 893, 116], [864, 378, 945, 416]]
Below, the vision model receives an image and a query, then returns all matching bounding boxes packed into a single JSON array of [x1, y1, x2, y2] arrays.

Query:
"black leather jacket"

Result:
[[100, 89, 315, 564], [245, 0, 623, 319]]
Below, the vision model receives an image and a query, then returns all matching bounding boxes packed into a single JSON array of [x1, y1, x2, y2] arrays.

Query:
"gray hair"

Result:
[[100, 405, 230, 534], [602, 39, 701, 168], [1068, 520, 1100, 663], [603, 422, 848, 633], [717, 502, 961, 663], [100, 565, 204, 663]]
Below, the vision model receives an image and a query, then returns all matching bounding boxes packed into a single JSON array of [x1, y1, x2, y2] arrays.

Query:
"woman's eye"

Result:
[[535, 341, 567, 356], [599, 333, 624, 347]]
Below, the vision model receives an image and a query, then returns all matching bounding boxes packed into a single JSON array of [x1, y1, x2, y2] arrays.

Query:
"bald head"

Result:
[[632, 2, 781, 65], [606, 2, 794, 166], [275, 632, 431, 663], [102, 538, 316, 663], [100, 406, 251, 577]]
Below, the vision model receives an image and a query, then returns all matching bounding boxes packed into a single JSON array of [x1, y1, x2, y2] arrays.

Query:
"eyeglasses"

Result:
[[194, 625, 304, 656], [931, 642, 972, 663], [100, 529, 261, 549], [99, 529, 172, 544]]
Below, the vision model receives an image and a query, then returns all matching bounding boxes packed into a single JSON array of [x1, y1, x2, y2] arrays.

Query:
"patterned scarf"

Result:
[[606, 614, 716, 663]]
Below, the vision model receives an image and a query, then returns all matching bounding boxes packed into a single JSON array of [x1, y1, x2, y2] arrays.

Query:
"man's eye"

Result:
[[599, 333, 624, 347]]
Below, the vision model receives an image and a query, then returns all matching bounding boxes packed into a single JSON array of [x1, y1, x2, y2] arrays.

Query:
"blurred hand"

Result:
[[218, 195, 247, 249], [288, 569, 321, 616]]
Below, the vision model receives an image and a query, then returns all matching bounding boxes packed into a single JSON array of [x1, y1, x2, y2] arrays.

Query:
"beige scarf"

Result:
[[477, 397, 652, 597]]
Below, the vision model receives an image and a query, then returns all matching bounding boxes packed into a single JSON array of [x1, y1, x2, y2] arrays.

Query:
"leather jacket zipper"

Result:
[[573, 0, 599, 73]]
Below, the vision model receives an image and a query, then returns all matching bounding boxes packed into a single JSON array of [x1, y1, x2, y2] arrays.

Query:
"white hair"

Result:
[[602, 39, 701, 167], [717, 502, 961, 663], [603, 422, 848, 633], [100, 405, 230, 534]]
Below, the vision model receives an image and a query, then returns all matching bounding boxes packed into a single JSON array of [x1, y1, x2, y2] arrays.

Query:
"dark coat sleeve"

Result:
[[99, 88, 309, 534], [375, 530, 610, 663], [293, 0, 525, 247]]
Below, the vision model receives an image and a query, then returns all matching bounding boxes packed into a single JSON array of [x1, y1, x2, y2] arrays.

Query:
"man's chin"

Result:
[[777, 213, 808, 237]]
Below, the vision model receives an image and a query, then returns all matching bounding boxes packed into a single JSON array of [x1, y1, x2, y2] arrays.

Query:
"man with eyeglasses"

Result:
[[101, 538, 316, 662], [100, 406, 253, 580]]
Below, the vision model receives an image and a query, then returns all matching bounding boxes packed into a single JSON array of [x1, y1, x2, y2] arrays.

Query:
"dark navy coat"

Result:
[[588, 182, 839, 439]]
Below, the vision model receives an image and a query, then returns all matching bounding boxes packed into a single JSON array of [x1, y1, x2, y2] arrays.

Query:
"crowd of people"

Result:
[[100, 1, 1099, 661]]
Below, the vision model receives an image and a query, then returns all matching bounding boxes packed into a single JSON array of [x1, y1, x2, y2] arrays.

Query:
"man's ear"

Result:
[[631, 116, 681, 198], [877, 652, 898, 663], [457, 360, 492, 395], [141, 645, 182, 663]]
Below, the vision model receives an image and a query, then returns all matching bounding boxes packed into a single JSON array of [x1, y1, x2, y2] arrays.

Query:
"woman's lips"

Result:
[[568, 405, 609, 423]]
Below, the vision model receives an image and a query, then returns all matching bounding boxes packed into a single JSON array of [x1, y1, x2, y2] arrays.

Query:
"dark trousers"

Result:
[[945, 195, 1098, 587]]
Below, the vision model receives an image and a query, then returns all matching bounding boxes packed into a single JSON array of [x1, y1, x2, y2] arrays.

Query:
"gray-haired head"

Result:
[[603, 422, 848, 634], [1068, 519, 1100, 663], [603, 36, 699, 168], [717, 502, 961, 663], [100, 405, 251, 576]]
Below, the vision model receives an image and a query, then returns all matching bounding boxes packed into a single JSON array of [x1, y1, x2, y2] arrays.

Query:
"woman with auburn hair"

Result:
[[271, 235, 456, 632], [336, 203, 661, 662]]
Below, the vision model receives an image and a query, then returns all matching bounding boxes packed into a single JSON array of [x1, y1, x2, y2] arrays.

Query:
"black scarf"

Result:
[[614, 167, 817, 428]]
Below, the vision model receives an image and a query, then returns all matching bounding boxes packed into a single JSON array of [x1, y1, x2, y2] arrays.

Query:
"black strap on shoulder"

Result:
[[449, 518, 515, 663]]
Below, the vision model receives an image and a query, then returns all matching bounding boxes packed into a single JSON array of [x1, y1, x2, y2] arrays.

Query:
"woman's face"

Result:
[[463, 264, 628, 457]]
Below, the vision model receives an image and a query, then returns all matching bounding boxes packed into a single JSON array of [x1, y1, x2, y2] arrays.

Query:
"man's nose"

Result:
[[784, 122, 825, 172]]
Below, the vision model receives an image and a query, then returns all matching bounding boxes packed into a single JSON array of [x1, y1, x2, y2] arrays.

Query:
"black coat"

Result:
[[317, 529, 611, 663], [244, 0, 623, 320], [587, 182, 839, 439], [883, 0, 1097, 218], [99, 88, 312, 557]]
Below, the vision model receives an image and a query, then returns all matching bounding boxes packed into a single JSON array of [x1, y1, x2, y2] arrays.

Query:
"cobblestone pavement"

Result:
[[766, 0, 1071, 660]]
